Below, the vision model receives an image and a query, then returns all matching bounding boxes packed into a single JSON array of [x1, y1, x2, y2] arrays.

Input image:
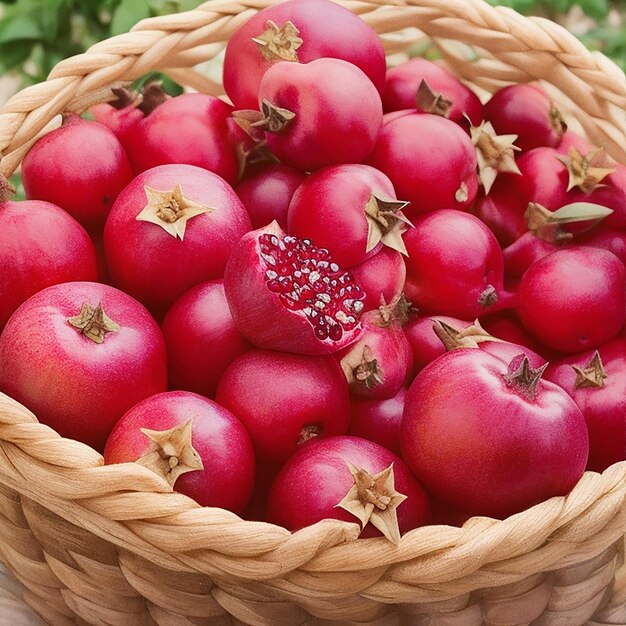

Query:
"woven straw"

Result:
[[0, 0, 625, 624]]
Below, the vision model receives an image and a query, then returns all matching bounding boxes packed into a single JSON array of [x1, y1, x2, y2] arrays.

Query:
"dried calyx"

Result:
[[252, 20, 303, 62], [416, 80, 452, 118], [557, 146, 615, 193], [573, 351, 607, 389], [109, 81, 167, 115], [433, 318, 507, 351], [136, 420, 204, 487], [349, 345, 383, 390], [376, 294, 415, 328], [503, 354, 548, 401], [259, 232, 365, 342], [232, 100, 296, 138], [136, 182, 214, 240], [364, 195, 412, 256], [67, 303, 120, 344], [470, 120, 521, 194], [478, 285, 498, 308], [336, 462, 407, 544]]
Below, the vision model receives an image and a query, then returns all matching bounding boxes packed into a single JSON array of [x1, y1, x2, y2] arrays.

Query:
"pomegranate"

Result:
[[161, 280, 251, 398], [0, 281, 167, 452], [544, 340, 626, 473], [382, 58, 483, 127], [236, 163, 306, 230], [0, 197, 98, 331], [267, 435, 431, 542], [517, 247, 625, 353], [103, 164, 252, 316], [215, 349, 350, 464], [104, 391, 255, 513], [366, 112, 478, 217], [21, 115, 133, 230], [222, 0, 386, 109], [401, 350, 589, 518], [122, 93, 239, 184], [348, 387, 407, 456], [403, 210, 514, 319], [248, 58, 382, 171], [287, 164, 411, 268], [578, 229, 626, 265], [482, 84, 566, 151], [223, 221, 365, 355]]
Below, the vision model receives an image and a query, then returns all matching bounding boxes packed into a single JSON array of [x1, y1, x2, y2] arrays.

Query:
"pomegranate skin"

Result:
[[383, 58, 483, 127], [161, 280, 251, 398], [104, 164, 252, 315], [544, 340, 626, 473], [104, 391, 255, 513], [366, 112, 478, 217], [401, 349, 588, 519], [22, 116, 133, 230], [0, 200, 98, 331], [123, 94, 238, 184], [517, 247, 626, 353], [216, 349, 350, 464], [236, 164, 307, 230], [223, 222, 365, 355], [222, 0, 386, 109], [258, 58, 383, 171], [0, 281, 167, 452], [267, 435, 431, 537]]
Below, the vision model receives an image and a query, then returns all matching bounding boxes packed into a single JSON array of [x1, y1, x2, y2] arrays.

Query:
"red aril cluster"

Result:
[[2, 0, 625, 542]]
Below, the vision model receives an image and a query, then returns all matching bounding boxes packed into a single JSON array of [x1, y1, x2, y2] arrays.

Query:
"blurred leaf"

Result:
[[0, 41, 35, 73], [0, 15, 42, 43], [110, 0, 151, 36]]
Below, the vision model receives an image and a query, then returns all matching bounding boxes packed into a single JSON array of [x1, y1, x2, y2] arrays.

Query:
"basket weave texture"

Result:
[[0, 1, 625, 624]]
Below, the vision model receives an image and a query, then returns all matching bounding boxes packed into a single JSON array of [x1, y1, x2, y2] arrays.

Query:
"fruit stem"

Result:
[[67, 302, 120, 344], [502, 354, 548, 401]]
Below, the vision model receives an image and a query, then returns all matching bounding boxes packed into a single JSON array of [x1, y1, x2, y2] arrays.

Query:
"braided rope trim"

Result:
[[0, 0, 626, 178], [0, 391, 624, 601]]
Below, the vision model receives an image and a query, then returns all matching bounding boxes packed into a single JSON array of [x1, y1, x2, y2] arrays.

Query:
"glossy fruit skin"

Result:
[[366, 112, 478, 218], [0, 200, 98, 331], [287, 164, 400, 268], [403, 210, 512, 319], [503, 232, 559, 279], [161, 280, 251, 398], [222, 0, 386, 109], [544, 340, 626, 473], [104, 391, 255, 513], [22, 116, 133, 231], [122, 94, 238, 185], [348, 387, 407, 456], [483, 84, 564, 151], [236, 163, 307, 230], [215, 349, 350, 465], [91, 101, 144, 148], [266, 435, 431, 537], [223, 221, 365, 355], [258, 58, 383, 171], [578, 229, 626, 265], [517, 247, 625, 353], [104, 164, 251, 316], [382, 58, 483, 127], [0, 281, 167, 452], [349, 247, 406, 312], [401, 350, 589, 519]]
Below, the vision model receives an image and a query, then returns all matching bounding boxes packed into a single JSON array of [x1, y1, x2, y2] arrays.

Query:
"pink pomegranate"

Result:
[[104, 391, 255, 513], [0, 281, 167, 452]]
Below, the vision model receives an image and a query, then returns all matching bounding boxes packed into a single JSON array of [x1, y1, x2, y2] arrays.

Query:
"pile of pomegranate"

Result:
[[0, 0, 624, 542]]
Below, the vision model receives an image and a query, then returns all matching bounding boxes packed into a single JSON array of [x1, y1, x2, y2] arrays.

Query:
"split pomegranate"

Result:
[[223, 221, 366, 355], [517, 247, 625, 353], [287, 164, 411, 268], [401, 350, 589, 518], [0, 198, 98, 331], [216, 349, 350, 464], [267, 435, 431, 542], [544, 340, 626, 473], [366, 112, 478, 217], [161, 280, 251, 398], [248, 58, 382, 171], [104, 164, 252, 316], [0, 281, 167, 452], [104, 391, 255, 513], [222, 0, 386, 109], [21, 115, 133, 230]]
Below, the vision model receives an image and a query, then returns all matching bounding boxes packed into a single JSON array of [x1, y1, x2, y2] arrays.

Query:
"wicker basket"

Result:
[[0, 0, 625, 624]]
